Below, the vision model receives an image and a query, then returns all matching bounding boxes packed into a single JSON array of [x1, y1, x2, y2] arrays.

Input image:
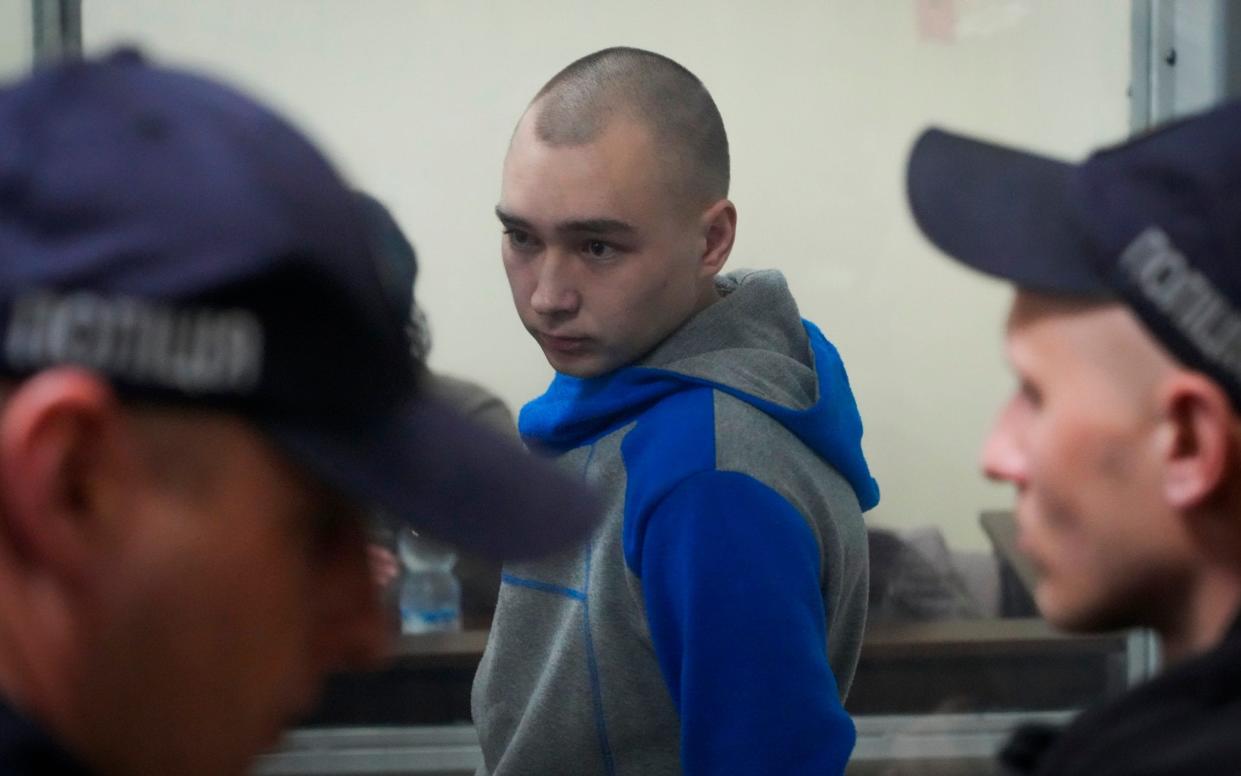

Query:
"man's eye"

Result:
[[1018, 379, 1042, 408], [504, 229, 537, 250], [582, 240, 617, 261]]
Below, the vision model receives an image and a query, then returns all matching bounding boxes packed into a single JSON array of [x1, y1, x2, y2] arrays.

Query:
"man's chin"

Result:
[[552, 363, 610, 379], [543, 351, 614, 379], [1036, 589, 1118, 634]]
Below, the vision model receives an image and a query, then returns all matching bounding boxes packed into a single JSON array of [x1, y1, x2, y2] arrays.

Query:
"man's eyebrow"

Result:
[[556, 218, 636, 237], [495, 207, 532, 230], [494, 207, 636, 238]]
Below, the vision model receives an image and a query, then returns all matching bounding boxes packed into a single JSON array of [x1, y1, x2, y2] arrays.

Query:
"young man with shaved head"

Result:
[[0, 52, 597, 776], [907, 103, 1241, 773], [473, 48, 879, 775]]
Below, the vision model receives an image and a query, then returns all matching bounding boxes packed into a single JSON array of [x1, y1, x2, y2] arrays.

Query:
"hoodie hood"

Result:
[[520, 270, 879, 511]]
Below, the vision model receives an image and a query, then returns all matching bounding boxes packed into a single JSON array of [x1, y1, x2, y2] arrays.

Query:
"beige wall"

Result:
[[83, 0, 1130, 549], [0, 0, 32, 81]]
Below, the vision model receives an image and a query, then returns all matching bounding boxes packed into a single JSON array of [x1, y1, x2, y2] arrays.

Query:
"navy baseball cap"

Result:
[[907, 100, 1241, 410], [0, 50, 600, 560], [355, 191, 419, 335]]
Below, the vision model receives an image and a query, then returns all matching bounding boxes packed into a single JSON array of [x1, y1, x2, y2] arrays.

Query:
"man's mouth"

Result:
[[537, 332, 591, 355]]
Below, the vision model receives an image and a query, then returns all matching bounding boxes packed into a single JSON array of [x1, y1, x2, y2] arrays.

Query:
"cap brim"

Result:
[[262, 397, 601, 562], [906, 128, 1111, 297]]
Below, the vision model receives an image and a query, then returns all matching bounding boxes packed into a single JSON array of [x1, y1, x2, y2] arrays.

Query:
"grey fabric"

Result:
[[474, 435, 680, 776], [425, 373, 517, 438], [712, 389, 868, 694], [472, 270, 870, 775], [644, 270, 819, 411]]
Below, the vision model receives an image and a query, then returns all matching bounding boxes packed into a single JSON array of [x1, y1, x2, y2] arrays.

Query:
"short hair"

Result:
[[530, 47, 730, 206]]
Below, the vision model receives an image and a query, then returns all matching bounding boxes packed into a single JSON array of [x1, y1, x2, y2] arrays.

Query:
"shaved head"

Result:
[[1006, 293, 1178, 413], [526, 47, 729, 208]]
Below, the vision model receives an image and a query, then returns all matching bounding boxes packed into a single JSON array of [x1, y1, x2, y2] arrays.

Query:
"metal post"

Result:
[[1130, 0, 1154, 131], [31, 0, 81, 63], [1132, 0, 1241, 131]]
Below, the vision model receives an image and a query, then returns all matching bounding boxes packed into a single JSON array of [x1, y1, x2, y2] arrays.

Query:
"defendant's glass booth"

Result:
[[8, 1, 1239, 773]]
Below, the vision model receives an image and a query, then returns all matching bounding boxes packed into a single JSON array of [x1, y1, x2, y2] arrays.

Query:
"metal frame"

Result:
[[853, 711, 1074, 761], [1130, 0, 1241, 132], [30, 0, 81, 63], [253, 713, 1082, 776], [253, 726, 482, 776], [1129, 0, 1155, 130], [1127, 0, 1227, 681]]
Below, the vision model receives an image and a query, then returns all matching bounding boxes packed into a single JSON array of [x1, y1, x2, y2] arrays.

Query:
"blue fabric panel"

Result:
[[639, 470, 855, 775], [518, 368, 685, 453], [517, 321, 878, 511], [618, 386, 717, 576]]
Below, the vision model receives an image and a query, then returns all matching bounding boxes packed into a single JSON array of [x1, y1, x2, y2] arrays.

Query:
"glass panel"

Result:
[[0, 0, 32, 81], [77, 3, 1136, 773]]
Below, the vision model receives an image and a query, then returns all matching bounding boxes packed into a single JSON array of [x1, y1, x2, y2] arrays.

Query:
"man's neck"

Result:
[[1158, 567, 1241, 664], [0, 565, 90, 762]]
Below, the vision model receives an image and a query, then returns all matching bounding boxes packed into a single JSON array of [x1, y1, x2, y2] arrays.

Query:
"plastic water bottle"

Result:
[[397, 529, 462, 634]]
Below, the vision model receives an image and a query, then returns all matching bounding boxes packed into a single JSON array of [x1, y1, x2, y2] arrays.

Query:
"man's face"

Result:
[[81, 413, 385, 776], [982, 293, 1191, 633], [499, 114, 711, 378]]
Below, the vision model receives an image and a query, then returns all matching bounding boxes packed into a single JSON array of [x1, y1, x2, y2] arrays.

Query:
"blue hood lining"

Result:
[[519, 320, 879, 511]]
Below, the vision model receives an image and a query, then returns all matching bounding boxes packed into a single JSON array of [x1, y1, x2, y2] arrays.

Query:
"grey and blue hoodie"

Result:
[[472, 270, 878, 776]]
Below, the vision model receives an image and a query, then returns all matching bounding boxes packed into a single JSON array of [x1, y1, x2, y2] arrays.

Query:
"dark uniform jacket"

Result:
[[0, 696, 93, 775], [1002, 613, 1241, 775]]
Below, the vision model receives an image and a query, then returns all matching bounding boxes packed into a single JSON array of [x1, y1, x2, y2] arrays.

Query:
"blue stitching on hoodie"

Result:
[[499, 574, 586, 601], [579, 444, 617, 776]]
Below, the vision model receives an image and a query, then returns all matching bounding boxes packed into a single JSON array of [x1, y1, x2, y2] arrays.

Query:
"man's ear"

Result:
[[698, 199, 737, 279], [0, 368, 136, 587], [1157, 372, 1235, 510]]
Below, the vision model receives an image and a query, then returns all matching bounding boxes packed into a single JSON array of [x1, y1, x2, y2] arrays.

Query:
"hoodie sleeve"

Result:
[[637, 469, 855, 775]]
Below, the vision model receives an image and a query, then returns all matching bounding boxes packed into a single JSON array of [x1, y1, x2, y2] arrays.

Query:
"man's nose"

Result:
[[530, 252, 581, 317], [981, 399, 1028, 488]]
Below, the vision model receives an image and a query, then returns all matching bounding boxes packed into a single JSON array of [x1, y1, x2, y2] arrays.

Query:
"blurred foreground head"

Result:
[[908, 102, 1241, 662], [0, 50, 598, 776]]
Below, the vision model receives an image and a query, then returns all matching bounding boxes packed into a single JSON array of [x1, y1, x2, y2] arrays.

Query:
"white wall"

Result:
[[83, 0, 1130, 549], [0, 0, 32, 80]]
